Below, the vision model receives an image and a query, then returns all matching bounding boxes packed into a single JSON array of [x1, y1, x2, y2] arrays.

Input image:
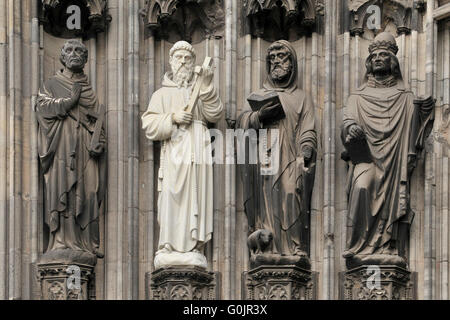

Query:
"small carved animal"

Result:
[[247, 229, 273, 255]]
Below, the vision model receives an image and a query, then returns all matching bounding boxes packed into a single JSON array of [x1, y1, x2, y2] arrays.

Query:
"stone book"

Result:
[[247, 91, 285, 124], [344, 136, 372, 165]]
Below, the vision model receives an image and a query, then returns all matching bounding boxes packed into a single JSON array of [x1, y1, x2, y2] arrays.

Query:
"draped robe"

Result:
[[142, 73, 223, 253], [36, 69, 106, 255], [237, 41, 317, 256], [342, 82, 433, 258]]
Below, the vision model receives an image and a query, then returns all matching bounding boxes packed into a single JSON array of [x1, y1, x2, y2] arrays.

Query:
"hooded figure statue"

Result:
[[341, 32, 435, 269], [237, 40, 317, 268]]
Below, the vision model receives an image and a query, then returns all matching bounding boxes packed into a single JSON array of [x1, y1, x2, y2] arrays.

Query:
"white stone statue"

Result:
[[142, 41, 224, 269]]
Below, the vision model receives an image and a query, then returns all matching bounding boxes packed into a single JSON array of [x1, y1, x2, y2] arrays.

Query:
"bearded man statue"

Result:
[[237, 40, 317, 268], [342, 32, 435, 269], [142, 41, 223, 270]]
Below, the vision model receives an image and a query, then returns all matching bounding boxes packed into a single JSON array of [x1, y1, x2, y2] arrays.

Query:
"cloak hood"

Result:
[[263, 40, 298, 92]]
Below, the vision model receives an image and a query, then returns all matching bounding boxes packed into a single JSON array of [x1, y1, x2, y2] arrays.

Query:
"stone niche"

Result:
[[39, 0, 111, 39], [140, 0, 225, 43], [243, 0, 324, 41], [347, 0, 423, 36]]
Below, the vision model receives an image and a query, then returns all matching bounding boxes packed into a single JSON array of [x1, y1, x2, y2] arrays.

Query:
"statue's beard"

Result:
[[270, 64, 292, 83], [172, 64, 194, 88]]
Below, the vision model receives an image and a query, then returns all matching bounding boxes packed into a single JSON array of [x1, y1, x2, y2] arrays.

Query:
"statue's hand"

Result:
[[201, 66, 214, 90], [70, 83, 82, 106], [172, 110, 193, 125], [258, 101, 282, 122], [302, 145, 313, 167], [89, 143, 105, 158], [347, 124, 365, 142]]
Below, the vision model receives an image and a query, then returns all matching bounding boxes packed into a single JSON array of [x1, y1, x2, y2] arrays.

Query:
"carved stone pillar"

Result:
[[341, 266, 416, 300], [146, 267, 219, 300], [244, 266, 316, 300], [37, 263, 95, 300]]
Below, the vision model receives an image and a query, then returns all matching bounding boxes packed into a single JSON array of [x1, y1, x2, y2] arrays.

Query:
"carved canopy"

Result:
[[140, 0, 225, 43], [347, 0, 419, 36], [40, 0, 111, 39], [243, 0, 323, 41]]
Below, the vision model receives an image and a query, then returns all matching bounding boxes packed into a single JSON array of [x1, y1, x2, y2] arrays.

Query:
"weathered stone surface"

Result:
[[147, 266, 219, 300], [243, 0, 322, 40], [341, 265, 416, 300], [40, 0, 111, 39], [244, 265, 316, 300], [37, 263, 95, 300], [140, 0, 224, 42]]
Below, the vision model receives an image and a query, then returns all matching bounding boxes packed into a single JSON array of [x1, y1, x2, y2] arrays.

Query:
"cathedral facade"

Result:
[[0, 0, 449, 300]]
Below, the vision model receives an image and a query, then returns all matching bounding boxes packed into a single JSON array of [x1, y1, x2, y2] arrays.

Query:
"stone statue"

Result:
[[36, 39, 106, 265], [341, 32, 434, 269], [237, 40, 317, 268], [142, 41, 223, 269]]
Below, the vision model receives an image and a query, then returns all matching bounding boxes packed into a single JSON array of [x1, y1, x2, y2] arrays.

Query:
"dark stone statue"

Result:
[[237, 40, 317, 269], [36, 39, 106, 265], [341, 32, 434, 269]]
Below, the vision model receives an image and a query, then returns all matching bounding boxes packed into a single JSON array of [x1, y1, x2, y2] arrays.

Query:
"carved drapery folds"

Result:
[[243, 0, 324, 41], [348, 0, 417, 36], [140, 0, 225, 43], [40, 0, 111, 39]]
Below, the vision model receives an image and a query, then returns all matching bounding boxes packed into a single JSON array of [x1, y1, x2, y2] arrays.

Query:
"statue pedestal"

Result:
[[341, 265, 416, 300], [244, 265, 316, 300], [37, 262, 95, 300], [146, 266, 219, 300]]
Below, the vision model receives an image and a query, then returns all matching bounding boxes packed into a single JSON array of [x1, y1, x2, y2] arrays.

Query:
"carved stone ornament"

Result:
[[39, 0, 111, 39], [348, 0, 416, 36], [37, 263, 95, 300], [244, 266, 316, 300], [140, 0, 225, 42], [341, 266, 416, 300], [147, 267, 219, 300], [243, 0, 323, 41]]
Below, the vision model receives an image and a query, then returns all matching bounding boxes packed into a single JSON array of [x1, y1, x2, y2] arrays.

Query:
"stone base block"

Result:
[[147, 266, 219, 300], [243, 265, 316, 300], [37, 262, 95, 300], [340, 265, 416, 300]]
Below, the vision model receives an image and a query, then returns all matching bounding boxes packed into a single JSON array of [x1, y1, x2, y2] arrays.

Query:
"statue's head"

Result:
[[169, 41, 196, 88], [60, 39, 88, 73], [365, 32, 402, 79], [265, 40, 297, 89]]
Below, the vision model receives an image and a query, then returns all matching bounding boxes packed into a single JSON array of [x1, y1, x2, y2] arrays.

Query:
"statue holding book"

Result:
[[237, 40, 317, 268], [341, 32, 435, 269]]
